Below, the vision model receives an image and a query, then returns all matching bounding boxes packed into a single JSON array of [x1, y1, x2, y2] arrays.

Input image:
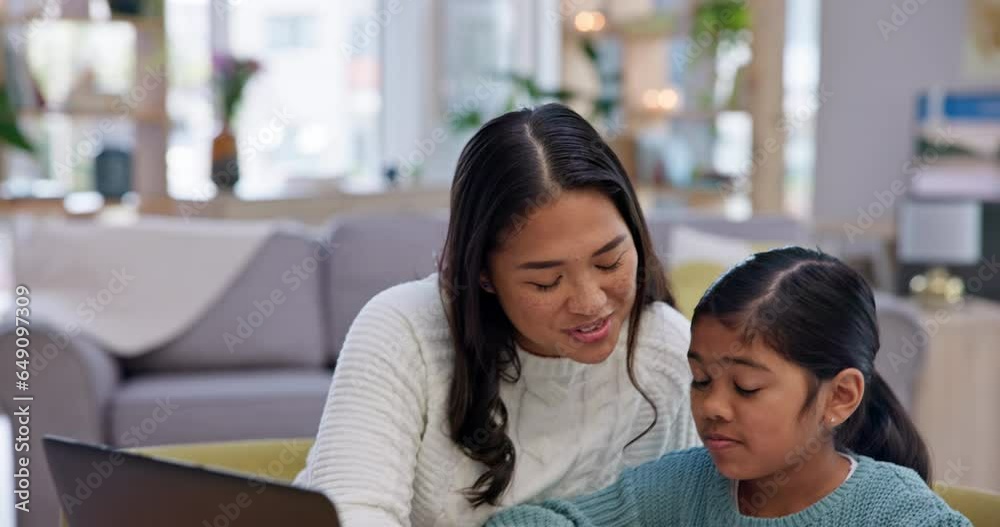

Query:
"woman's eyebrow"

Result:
[[517, 234, 627, 270]]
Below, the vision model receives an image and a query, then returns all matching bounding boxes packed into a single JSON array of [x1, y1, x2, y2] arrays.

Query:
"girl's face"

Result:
[[485, 188, 638, 364], [687, 317, 838, 480]]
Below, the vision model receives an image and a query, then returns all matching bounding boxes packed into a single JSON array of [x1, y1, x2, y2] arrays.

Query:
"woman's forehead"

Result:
[[494, 189, 629, 255]]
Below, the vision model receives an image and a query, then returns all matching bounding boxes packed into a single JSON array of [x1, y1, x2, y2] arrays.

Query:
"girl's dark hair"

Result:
[[692, 246, 931, 482], [438, 103, 674, 506]]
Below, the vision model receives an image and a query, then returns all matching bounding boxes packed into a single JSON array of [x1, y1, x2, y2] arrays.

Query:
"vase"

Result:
[[211, 126, 239, 192]]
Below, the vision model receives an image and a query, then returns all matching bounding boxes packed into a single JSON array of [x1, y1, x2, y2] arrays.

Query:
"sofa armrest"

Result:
[[0, 317, 121, 527], [0, 318, 121, 438]]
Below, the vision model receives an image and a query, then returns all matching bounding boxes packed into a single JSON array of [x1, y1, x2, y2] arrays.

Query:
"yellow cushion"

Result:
[[666, 224, 785, 319], [933, 482, 1000, 526], [132, 438, 314, 483], [59, 438, 315, 527], [61, 439, 1000, 525], [670, 262, 729, 318]]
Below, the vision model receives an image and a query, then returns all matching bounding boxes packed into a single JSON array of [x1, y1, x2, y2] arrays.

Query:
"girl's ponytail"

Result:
[[838, 371, 931, 482]]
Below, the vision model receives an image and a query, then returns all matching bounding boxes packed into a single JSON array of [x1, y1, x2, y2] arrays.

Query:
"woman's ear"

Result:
[[824, 368, 865, 427], [479, 271, 495, 293]]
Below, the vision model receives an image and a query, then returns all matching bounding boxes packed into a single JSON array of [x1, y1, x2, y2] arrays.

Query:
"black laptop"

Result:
[[43, 435, 341, 527]]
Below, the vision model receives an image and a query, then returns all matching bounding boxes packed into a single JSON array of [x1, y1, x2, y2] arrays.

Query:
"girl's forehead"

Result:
[[690, 318, 789, 371]]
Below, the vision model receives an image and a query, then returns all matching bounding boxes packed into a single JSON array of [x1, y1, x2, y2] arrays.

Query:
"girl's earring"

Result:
[[481, 279, 495, 293]]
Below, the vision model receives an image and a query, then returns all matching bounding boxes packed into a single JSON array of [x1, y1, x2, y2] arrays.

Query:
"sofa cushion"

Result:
[[127, 228, 328, 372], [109, 369, 332, 447], [646, 212, 810, 263], [321, 211, 448, 362]]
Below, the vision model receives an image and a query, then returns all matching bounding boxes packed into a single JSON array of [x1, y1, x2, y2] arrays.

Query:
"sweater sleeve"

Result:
[[484, 468, 643, 527], [294, 289, 429, 527]]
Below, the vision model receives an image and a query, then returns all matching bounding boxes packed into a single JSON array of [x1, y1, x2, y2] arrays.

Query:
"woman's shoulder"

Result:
[[362, 273, 448, 327], [633, 301, 692, 376], [639, 301, 691, 345]]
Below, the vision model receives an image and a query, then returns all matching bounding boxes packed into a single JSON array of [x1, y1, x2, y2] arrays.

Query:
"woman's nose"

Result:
[[566, 279, 607, 316]]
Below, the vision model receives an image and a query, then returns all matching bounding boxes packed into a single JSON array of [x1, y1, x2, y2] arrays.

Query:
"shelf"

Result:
[[18, 106, 169, 124], [623, 107, 748, 124], [0, 12, 163, 29], [567, 12, 678, 41]]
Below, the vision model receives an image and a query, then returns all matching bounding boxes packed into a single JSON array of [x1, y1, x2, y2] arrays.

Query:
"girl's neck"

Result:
[[738, 447, 852, 518]]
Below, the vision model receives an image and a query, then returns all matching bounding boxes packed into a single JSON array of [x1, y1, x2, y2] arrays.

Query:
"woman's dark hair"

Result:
[[438, 103, 674, 506], [692, 246, 931, 482]]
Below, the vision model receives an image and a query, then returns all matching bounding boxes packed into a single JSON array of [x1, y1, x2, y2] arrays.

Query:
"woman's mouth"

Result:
[[565, 315, 612, 344]]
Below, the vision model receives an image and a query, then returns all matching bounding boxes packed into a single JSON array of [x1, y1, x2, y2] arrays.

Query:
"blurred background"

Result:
[[0, 0, 998, 525]]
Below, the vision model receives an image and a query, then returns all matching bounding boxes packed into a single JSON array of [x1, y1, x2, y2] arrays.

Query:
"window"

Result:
[[164, 0, 382, 200], [165, 0, 214, 200], [224, 0, 381, 198], [266, 15, 318, 50]]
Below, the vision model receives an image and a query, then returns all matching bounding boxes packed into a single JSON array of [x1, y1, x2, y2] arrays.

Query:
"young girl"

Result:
[[486, 247, 971, 526]]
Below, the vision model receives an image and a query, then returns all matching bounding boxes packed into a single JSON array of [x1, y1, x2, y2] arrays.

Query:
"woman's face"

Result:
[[485, 188, 638, 364]]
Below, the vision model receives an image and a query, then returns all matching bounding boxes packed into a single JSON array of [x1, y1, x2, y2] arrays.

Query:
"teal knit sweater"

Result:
[[485, 447, 971, 527]]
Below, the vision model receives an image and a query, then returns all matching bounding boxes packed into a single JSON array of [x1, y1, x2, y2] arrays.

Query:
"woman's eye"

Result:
[[532, 276, 562, 291], [597, 254, 625, 271], [735, 384, 761, 396]]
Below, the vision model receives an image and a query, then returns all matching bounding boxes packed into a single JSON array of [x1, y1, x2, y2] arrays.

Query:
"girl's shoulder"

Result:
[[852, 456, 972, 525]]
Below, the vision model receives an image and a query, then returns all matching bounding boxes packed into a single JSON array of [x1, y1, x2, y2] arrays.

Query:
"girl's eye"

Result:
[[597, 254, 625, 272], [691, 378, 711, 390], [532, 276, 562, 291], [735, 384, 761, 396]]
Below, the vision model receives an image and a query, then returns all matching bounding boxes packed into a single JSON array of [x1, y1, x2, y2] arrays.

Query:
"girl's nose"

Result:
[[701, 386, 734, 422]]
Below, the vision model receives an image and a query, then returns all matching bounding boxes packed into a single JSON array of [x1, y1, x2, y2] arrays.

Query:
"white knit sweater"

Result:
[[294, 274, 699, 527]]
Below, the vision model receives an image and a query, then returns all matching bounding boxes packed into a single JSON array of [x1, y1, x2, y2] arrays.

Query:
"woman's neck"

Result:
[[738, 447, 852, 518]]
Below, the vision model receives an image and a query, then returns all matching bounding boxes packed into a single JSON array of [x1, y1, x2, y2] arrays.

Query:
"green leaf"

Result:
[[544, 89, 576, 102], [0, 87, 33, 153], [581, 38, 599, 65], [449, 109, 482, 132]]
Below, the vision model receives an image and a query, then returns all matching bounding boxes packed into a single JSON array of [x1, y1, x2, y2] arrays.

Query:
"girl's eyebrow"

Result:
[[687, 350, 772, 372], [516, 234, 627, 270]]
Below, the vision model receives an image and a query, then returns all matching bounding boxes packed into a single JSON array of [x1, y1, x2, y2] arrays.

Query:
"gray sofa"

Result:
[[0, 211, 926, 526]]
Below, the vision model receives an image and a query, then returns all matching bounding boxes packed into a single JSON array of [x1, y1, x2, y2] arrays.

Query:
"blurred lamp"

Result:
[[574, 11, 606, 32], [899, 199, 982, 305]]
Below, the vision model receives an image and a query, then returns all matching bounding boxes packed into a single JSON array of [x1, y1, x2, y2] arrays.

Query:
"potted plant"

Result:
[[687, 0, 750, 111], [0, 87, 34, 154], [211, 54, 260, 192]]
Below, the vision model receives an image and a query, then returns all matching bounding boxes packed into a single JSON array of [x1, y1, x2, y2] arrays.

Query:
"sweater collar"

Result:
[[514, 316, 631, 383], [710, 453, 874, 527]]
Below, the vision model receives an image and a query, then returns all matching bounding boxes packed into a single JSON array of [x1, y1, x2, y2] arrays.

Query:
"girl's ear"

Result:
[[824, 368, 865, 427]]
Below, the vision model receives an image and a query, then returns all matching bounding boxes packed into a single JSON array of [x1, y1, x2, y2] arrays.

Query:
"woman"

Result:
[[294, 103, 699, 526]]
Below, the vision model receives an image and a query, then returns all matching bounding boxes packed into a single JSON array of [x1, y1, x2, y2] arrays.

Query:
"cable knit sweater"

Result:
[[486, 447, 972, 527], [293, 274, 700, 527]]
